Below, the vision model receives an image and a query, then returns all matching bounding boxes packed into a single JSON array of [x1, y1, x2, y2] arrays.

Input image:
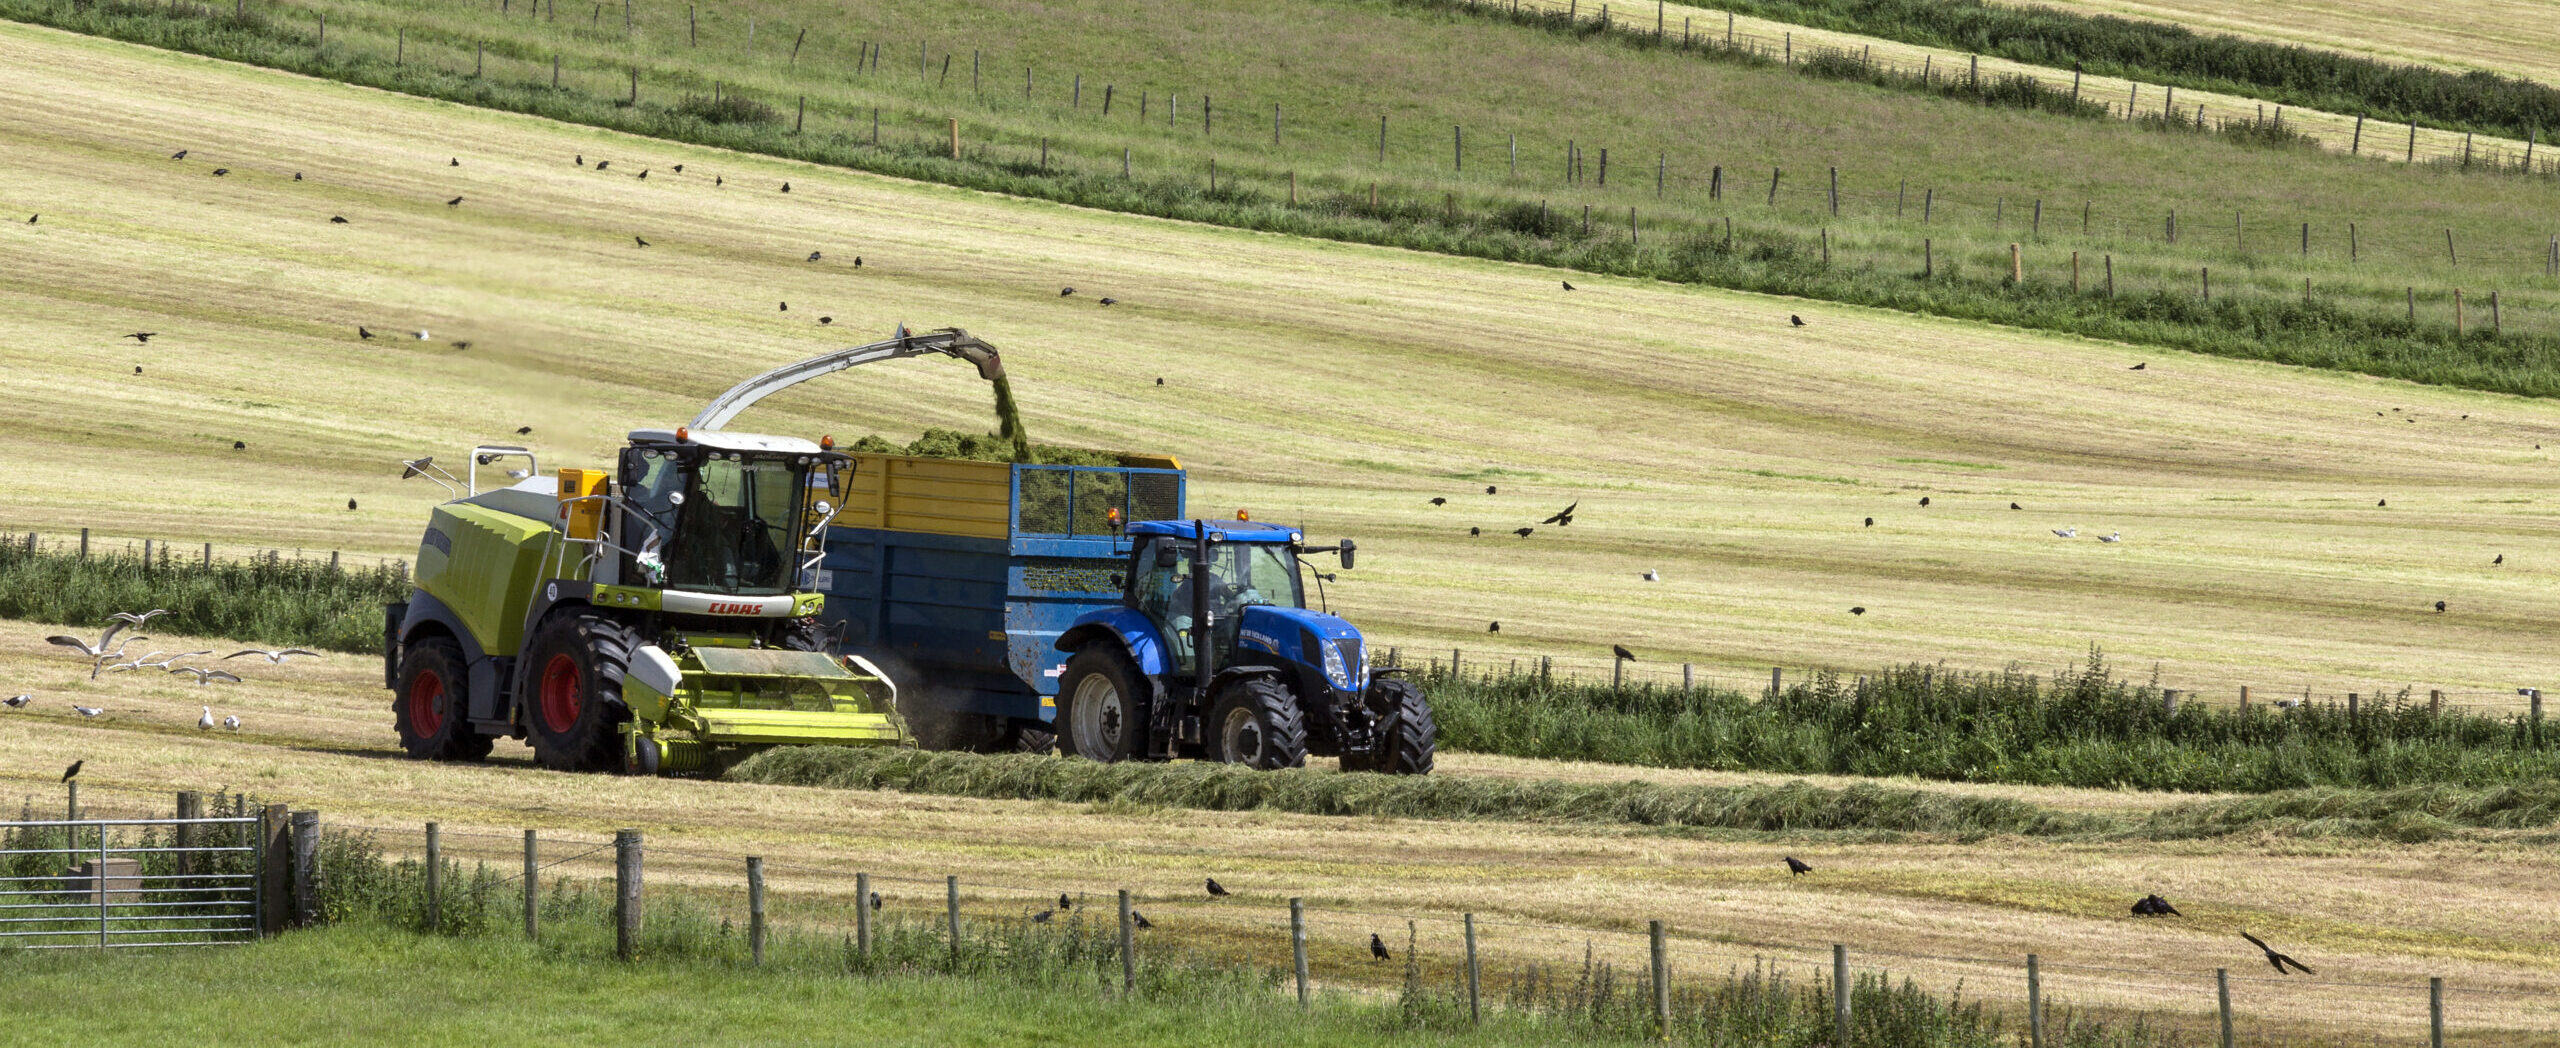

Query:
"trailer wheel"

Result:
[[520, 609, 636, 772], [1057, 646, 1147, 763], [393, 636, 492, 761], [1210, 676, 1308, 770], [1345, 677, 1436, 776]]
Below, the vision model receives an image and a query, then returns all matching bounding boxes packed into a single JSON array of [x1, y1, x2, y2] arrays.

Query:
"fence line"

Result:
[[3, 526, 411, 576]]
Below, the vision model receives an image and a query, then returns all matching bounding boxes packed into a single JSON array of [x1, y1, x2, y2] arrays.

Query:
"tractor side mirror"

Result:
[[1338, 539, 1356, 570], [1154, 543, 1177, 569]]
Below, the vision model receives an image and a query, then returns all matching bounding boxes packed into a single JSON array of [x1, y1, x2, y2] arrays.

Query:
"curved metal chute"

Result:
[[690, 327, 1006, 431]]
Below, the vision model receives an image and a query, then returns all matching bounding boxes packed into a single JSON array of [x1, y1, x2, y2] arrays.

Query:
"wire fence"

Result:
[[6, 527, 412, 575]]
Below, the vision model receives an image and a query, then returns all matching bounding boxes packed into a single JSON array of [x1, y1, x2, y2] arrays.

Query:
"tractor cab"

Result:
[[610, 428, 848, 597]]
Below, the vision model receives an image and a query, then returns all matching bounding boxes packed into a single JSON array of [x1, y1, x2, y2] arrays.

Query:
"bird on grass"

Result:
[[170, 149, 188, 159], [1540, 502, 1577, 526], [1031, 910, 1054, 924], [715, 175, 722, 187], [2097, 532, 2122, 543], [25, 214, 35, 224], [223, 714, 241, 731], [1513, 527, 1534, 538], [2494, 554, 2504, 565], [356, 326, 373, 340], [2378, 499, 2388, 507], [1155, 378, 1164, 386], [636, 170, 649, 180], [808, 251, 822, 262], [1863, 517, 1874, 527], [852, 257, 861, 267], [1642, 569, 1659, 582], [3, 695, 31, 709], [597, 160, 611, 171], [449, 158, 460, 167], [1058, 893, 1072, 911], [1850, 607, 1866, 616], [2010, 502, 2022, 510], [1132, 911, 1153, 929], [1060, 287, 1075, 297], [1370, 933, 1390, 961], [780, 182, 791, 193], [672, 165, 683, 174], [225, 648, 321, 664], [1428, 497, 1447, 506], [1918, 496, 1931, 507], [233, 441, 245, 450], [1612, 644, 1636, 662], [517, 426, 533, 435], [197, 706, 215, 730], [62, 760, 82, 783], [1468, 527, 1481, 537], [1784, 856, 1812, 877], [2130, 894, 2181, 917], [819, 317, 833, 325], [575, 155, 584, 166], [868, 891, 882, 911], [293, 173, 302, 182], [133, 366, 142, 375], [779, 302, 788, 311], [124, 332, 156, 343], [1206, 877, 1230, 898], [1487, 622, 1499, 633], [2435, 600, 2447, 613], [2052, 527, 2078, 538], [1790, 314, 1804, 327], [450, 340, 472, 350], [2239, 931, 2314, 975], [347, 498, 359, 511], [211, 168, 228, 177], [72, 707, 105, 719], [1560, 280, 1575, 291], [1486, 486, 1499, 495], [446, 196, 463, 207], [635, 236, 650, 248], [2129, 362, 2147, 371], [1099, 297, 1117, 306]]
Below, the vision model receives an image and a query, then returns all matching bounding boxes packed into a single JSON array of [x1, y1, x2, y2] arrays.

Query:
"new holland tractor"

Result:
[[1050, 518, 1436, 774], [380, 331, 1023, 774]]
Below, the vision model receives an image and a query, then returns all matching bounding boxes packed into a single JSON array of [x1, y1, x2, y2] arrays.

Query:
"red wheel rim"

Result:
[[408, 669, 445, 736], [539, 654, 582, 734]]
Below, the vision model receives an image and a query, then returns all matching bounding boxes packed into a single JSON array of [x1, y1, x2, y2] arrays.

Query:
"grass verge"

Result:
[[0, 538, 406, 655]]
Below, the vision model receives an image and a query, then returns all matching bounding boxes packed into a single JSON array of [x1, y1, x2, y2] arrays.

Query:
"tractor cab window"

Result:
[[1134, 538, 1306, 665], [663, 454, 803, 595]]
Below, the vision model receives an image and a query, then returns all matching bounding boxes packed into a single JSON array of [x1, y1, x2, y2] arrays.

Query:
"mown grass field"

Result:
[[2000, 0, 2560, 88], [4, 634, 2557, 1044], [18, 0, 2560, 369]]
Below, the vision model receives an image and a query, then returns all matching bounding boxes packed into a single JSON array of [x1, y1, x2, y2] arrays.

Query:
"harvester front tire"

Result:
[[520, 610, 637, 773], [393, 636, 491, 762], [1346, 677, 1436, 776], [1057, 646, 1146, 763], [1209, 676, 1309, 770]]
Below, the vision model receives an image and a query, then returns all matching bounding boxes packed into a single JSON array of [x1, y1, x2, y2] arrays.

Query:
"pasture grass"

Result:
[[14, 0, 2560, 392], [1996, 0, 2560, 91], [0, 540, 406, 655]]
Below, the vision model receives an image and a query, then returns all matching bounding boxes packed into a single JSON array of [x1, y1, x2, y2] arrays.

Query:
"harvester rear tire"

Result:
[[393, 636, 492, 762], [1345, 677, 1436, 776], [1057, 646, 1147, 763], [520, 609, 637, 773], [1210, 676, 1309, 770]]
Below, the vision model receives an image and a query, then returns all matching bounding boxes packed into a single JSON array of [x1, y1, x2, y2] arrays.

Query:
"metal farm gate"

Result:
[[0, 815, 262, 949]]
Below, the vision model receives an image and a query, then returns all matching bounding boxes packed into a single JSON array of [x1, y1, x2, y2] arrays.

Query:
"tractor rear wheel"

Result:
[[1210, 676, 1309, 770], [519, 609, 637, 772], [1345, 677, 1436, 775], [393, 636, 492, 761], [1057, 646, 1147, 763]]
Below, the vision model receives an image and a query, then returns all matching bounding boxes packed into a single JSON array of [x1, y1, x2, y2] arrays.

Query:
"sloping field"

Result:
[[2000, 0, 2560, 88], [3, 629, 2556, 1044], [5, 22, 2560, 699]]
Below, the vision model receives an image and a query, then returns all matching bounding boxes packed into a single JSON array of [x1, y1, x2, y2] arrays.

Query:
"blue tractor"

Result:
[[1051, 519, 1436, 773]]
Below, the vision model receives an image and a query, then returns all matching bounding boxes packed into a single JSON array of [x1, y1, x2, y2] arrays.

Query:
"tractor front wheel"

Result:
[[1210, 676, 1309, 770], [519, 610, 637, 772], [393, 636, 492, 762], [1345, 677, 1436, 775], [1057, 646, 1147, 763]]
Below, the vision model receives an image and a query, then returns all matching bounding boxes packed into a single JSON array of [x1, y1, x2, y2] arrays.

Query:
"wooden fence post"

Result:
[[424, 821, 441, 931], [1118, 888, 1136, 991], [2071, 251, 2081, 292], [2217, 968, 2234, 1048], [1650, 920, 1670, 1041], [2430, 689, 2443, 714], [2010, 242, 2022, 284], [2028, 953, 2044, 1048], [2352, 115, 2363, 154], [1828, 166, 1838, 215], [611, 829, 644, 958], [79, 527, 88, 560], [1465, 913, 1482, 1025], [1290, 897, 1310, 1007], [2491, 291, 2501, 336], [174, 791, 201, 878], [747, 857, 766, 965], [2239, 685, 2250, 710], [2163, 690, 2180, 715], [2430, 976, 2445, 1048], [258, 804, 289, 934], [290, 810, 320, 928], [523, 829, 538, 939], [1924, 237, 1932, 277], [945, 875, 961, 966], [855, 871, 872, 959], [1833, 944, 1852, 1045]]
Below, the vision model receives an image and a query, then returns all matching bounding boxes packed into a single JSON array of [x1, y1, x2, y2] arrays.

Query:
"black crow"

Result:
[[1863, 517, 1874, 527], [635, 236, 649, 247], [1100, 297, 1117, 306], [61, 760, 82, 783], [2379, 499, 2388, 506], [1784, 856, 1811, 876], [2129, 362, 2147, 370], [819, 317, 833, 325], [672, 164, 683, 173], [171, 149, 188, 159], [1513, 527, 1533, 538], [1429, 498, 1447, 506], [2435, 600, 2447, 613], [597, 160, 610, 171], [124, 333, 155, 343], [1058, 893, 1071, 911], [1370, 933, 1390, 960], [2131, 894, 2181, 917], [808, 251, 822, 262], [211, 168, 228, 177], [868, 891, 881, 911], [516, 426, 533, 435], [576, 155, 584, 166], [780, 182, 791, 192], [1541, 502, 1577, 526], [450, 341, 472, 350], [1561, 280, 1575, 291], [1468, 527, 1480, 536], [447, 196, 463, 207], [449, 157, 460, 167], [1060, 287, 1075, 297], [2494, 554, 2504, 565], [1487, 622, 1499, 632], [852, 257, 861, 267], [357, 326, 373, 339], [1486, 485, 1498, 495], [1918, 496, 1931, 507], [715, 175, 722, 186], [1032, 910, 1054, 924], [1850, 607, 1866, 615], [1206, 877, 1229, 897], [330, 215, 349, 224], [2010, 502, 2022, 510], [25, 214, 34, 224], [1790, 314, 1804, 327], [133, 366, 142, 375], [233, 441, 245, 450], [636, 170, 648, 180], [1132, 911, 1153, 929], [2239, 931, 2313, 975], [1612, 644, 1635, 661], [779, 302, 788, 311], [347, 499, 358, 510], [293, 173, 302, 181], [1155, 378, 1164, 385]]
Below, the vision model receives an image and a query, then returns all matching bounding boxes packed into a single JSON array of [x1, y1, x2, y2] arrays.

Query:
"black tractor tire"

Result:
[[1209, 675, 1309, 770], [392, 635, 493, 761], [519, 609, 638, 772], [1345, 676, 1436, 776], [1006, 722, 1059, 755], [1056, 645, 1148, 763]]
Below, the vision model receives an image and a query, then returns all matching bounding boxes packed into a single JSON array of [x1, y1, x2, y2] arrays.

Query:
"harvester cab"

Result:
[[1051, 519, 1436, 774], [386, 426, 907, 776]]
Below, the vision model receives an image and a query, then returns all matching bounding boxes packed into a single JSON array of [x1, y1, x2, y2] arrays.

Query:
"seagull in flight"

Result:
[[224, 648, 322, 664], [167, 666, 244, 686]]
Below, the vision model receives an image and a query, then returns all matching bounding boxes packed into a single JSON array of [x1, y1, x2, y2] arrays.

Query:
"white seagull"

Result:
[[109, 609, 170, 628], [197, 706, 216, 730], [223, 648, 322, 664], [72, 705, 106, 718], [1641, 569, 1660, 582], [2050, 527, 2078, 538], [2097, 532, 2123, 543], [222, 714, 241, 731], [4, 694, 31, 709], [167, 666, 243, 686]]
